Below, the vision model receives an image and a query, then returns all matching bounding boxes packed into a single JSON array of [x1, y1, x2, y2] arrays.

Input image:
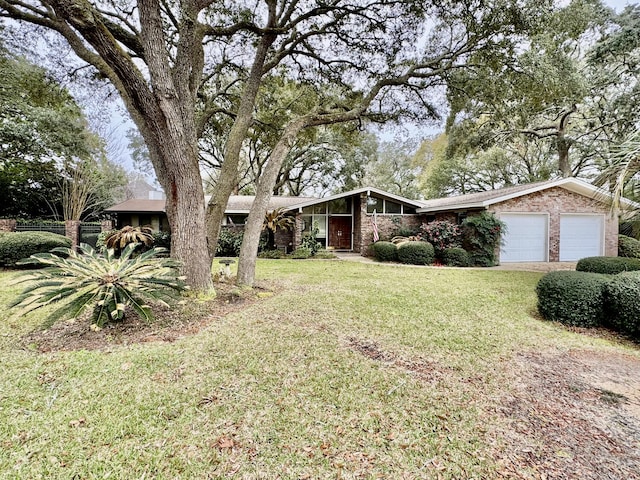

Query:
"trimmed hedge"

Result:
[[0, 231, 71, 266], [618, 235, 640, 258], [536, 271, 610, 327], [605, 271, 640, 336], [576, 256, 640, 275], [372, 241, 397, 262], [397, 241, 434, 265], [441, 247, 471, 267]]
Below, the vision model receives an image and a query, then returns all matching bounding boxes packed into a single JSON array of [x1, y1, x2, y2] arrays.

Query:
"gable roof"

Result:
[[285, 186, 426, 211], [416, 177, 639, 213]]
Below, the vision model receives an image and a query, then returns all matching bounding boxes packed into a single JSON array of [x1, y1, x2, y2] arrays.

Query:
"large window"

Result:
[[366, 195, 413, 214]]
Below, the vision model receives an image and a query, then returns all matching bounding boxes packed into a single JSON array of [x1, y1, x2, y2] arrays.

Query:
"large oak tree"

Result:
[[1, 0, 550, 290]]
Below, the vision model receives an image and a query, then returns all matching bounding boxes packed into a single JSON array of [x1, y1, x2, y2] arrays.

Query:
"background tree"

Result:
[[0, 45, 119, 218], [443, 0, 618, 184]]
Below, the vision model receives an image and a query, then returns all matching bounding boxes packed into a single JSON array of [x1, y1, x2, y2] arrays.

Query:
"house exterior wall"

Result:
[[487, 186, 618, 261], [357, 193, 423, 255]]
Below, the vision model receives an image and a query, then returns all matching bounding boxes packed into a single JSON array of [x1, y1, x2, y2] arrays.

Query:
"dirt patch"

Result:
[[347, 337, 456, 384], [493, 349, 640, 479], [21, 282, 274, 352]]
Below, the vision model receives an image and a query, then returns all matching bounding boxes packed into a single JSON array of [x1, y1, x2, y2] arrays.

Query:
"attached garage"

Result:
[[559, 214, 604, 261], [500, 214, 548, 262], [416, 177, 632, 263]]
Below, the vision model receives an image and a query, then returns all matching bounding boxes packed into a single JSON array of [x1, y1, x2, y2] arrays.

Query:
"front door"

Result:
[[328, 217, 352, 250]]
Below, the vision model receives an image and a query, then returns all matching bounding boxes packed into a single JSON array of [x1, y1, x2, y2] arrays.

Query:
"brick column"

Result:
[[65, 220, 81, 249], [0, 219, 16, 232], [101, 220, 114, 232]]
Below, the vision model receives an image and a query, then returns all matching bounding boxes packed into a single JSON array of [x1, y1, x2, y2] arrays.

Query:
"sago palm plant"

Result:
[[10, 243, 188, 327], [263, 208, 295, 250], [105, 225, 154, 252]]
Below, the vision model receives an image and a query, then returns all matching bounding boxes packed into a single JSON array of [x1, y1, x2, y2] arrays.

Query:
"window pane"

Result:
[[313, 203, 327, 214], [301, 215, 312, 233], [366, 196, 383, 214], [385, 200, 402, 214], [316, 217, 327, 238], [328, 198, 350, 214], [302, 206, 313, 214], [404, 207, 417, 215]]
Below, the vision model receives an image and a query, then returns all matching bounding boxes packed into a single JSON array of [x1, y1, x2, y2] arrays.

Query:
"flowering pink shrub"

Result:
[[420, 221, 461, 254]]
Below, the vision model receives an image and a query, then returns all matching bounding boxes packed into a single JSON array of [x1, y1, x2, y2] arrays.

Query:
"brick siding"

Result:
[[488, 187, 618, 261]]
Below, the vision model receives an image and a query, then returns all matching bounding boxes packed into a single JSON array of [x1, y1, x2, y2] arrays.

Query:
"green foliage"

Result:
[[618, 235, 640, 258], [96, 229, 116, 251], [372, 241, 398, 262], [391, 225, 420, 238], [217, 228, 244, 257], [0, 231, 71, 266], [536, 271, 610, 327], [10, 243, 188, 327], [258, 249, 286, 259], [0, 50, 121, 219], [152, 231, 172, 250], [461, 213, 504, 267], [442, 247, 471, 267], [397, 241, 434, 265], [576, 256, 640, 275], [605, 271, 640, 337], [300, 222, 321, 256], [420, 221, 462, 255], [290, 247, 312, 259]]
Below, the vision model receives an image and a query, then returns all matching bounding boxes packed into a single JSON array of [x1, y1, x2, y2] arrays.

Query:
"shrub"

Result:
[[258, 249, 286, 259], [217, 228, 244, 256], [441, 247, 471, 267], [300, 222, 322, 256], [420, 221, 461, 256], [461, 212, 504, 267], [0, 231, 71, 266], [372, 241, 397, 262], [397, 241, 434, 265], [290, 247, 311, 259], [576, 256, 640, 275], [152, 230, 172, 250], [10, 243, 188, 327], [536, 271, 610, 327], [80, 232, 100, 248], [604, 271, 640, 337], [314, 249, 337, 259], [618, 235, 640, 258], [391, 226, 420, 238]]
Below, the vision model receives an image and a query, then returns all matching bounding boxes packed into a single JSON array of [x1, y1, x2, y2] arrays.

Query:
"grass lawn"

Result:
[[0, 260, 638, 479]]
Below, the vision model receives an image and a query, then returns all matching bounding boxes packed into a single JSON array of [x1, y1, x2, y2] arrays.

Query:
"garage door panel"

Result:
[[559, 215, 603, 261], [500, 214, 548, 262]]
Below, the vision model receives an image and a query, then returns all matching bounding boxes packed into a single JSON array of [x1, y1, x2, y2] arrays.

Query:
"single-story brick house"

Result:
[[417, 177, 638, 262], [104, 187, 424, 253], [104, 178, 637, 262]]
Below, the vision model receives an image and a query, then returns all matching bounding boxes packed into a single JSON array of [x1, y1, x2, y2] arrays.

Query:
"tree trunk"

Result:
[[237, 118, 307, 286], [205, 17, 278, 260]]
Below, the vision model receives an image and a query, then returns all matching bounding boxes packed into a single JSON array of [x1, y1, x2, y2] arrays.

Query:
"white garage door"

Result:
[[500, 214, 548, 262], [559, 215, 604, 261]]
